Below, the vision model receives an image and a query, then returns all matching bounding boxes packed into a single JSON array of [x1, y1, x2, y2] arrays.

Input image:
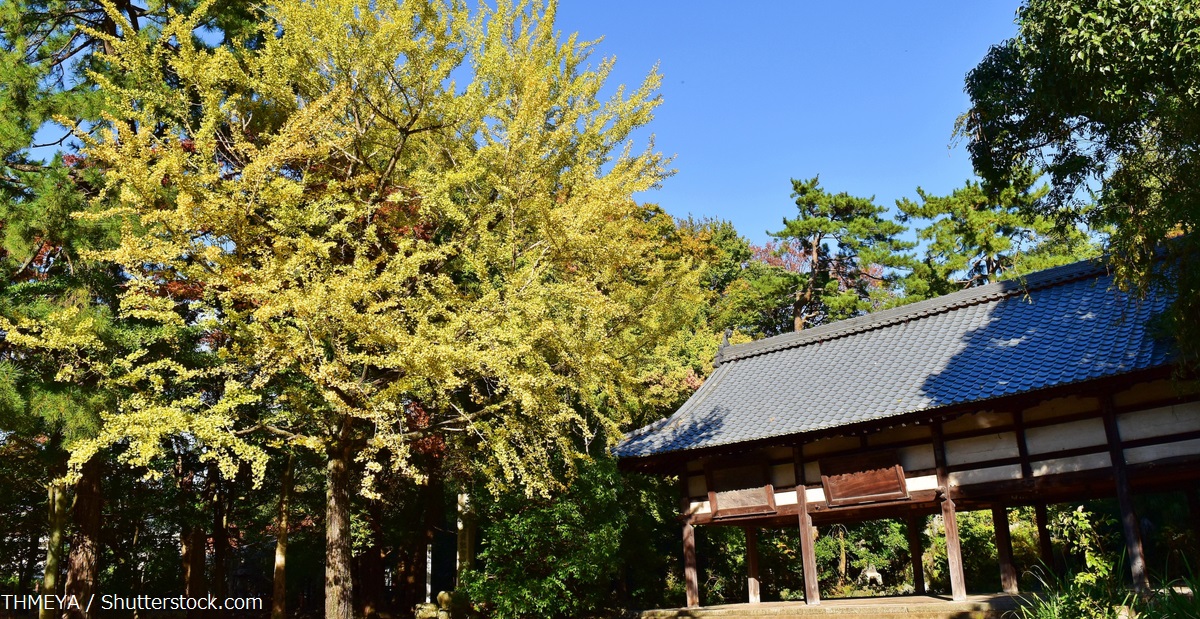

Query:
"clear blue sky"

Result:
[[554, 2, 1024, 245]]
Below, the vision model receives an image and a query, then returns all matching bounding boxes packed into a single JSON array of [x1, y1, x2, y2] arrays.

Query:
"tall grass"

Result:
[[1011, 565, 1200, 619]]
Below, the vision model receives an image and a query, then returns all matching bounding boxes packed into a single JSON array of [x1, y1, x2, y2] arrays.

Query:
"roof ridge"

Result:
[[714, 258, 1108, 365]]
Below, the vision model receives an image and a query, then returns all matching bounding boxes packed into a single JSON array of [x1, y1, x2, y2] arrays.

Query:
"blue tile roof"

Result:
[[615, 259, 1175, 460]]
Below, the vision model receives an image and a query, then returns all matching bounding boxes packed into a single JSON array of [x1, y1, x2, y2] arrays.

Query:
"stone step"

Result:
[[637, 594, 1024, 619]]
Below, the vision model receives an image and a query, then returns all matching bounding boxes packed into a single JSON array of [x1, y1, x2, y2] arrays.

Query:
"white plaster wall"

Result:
[[905, 474, 939, 492], [945, 432, 1020, 466], [898, 445, 936, 471], [686, 500, 711, 515], [806, 487, 827, 504], [687, 475, 707, 498], [1032, 452, 1111, 476], [771, 463, 796, 489], [949, 464, 1023, 487], [1118, 401, 1200, 442], [1124, 438, 1200, 465], [1025, 417, 1107, 454], [775, 490, 798, 506], [803, 462, 821, 484]]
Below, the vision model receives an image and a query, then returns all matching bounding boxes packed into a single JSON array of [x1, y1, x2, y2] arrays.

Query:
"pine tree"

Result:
[[896, 170, 1101, 299]]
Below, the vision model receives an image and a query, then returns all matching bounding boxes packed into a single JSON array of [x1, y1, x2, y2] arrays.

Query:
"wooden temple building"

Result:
[[615, 258, 1199, 607]]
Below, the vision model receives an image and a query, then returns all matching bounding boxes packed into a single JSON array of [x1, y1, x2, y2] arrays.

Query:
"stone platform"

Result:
[[638, 594, 1026, 619]]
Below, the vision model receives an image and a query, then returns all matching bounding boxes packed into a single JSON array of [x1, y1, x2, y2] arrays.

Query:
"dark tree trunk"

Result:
[[358, 501, 385, 619], [395, 531, 427, 613], [209, 464, 229, 603], [41, 479, 68, 619], [271, 453, 294, 619], [63, 456, 102, 619], [181, 526, 207, 618], [175, 443, 207, 619], [325, 443, 354, 619]]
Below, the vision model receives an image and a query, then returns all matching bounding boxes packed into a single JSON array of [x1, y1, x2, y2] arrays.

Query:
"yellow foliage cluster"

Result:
[[67, 0, 703, 495]]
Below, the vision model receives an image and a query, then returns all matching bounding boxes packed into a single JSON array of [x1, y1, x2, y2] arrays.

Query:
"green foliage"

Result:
[[961, 0, 1200, 369], [714, 258, 800, 337], [812, 521, 910, 597], [1015, 507, 1133, 619], [769, 176, 914, 331], [897, 170, 1101, 299], [460, 456, 627, 619], [693, 525, 747, 605], [1058, 506, 1117, 587]]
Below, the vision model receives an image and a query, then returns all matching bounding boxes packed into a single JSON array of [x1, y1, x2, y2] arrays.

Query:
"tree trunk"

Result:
[[181, 526, 207, 619], [325, 444, 354, 619], [271, 453, 294, 619], [209, 464, 229, 603], [455, 493, 476, 581], [63, 456, 103, 619], [40, 479, 68, 619], [837, 527, 846, 588]]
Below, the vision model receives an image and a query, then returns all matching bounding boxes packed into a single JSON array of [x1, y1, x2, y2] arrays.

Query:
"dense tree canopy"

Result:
[[68, 0, 702, 615], [960, 0, 1200, 367]]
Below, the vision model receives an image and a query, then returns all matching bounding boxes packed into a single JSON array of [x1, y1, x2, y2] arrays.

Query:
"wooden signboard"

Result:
[[819, 451, 908, 506], [707, 462, 776, 518]]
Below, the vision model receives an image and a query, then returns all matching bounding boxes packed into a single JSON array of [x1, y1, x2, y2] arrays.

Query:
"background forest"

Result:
[[1, 0, 1198, 618]]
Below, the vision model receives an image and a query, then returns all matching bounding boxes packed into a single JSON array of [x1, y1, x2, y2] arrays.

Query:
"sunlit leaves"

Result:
[[80, 0, 701, 497]]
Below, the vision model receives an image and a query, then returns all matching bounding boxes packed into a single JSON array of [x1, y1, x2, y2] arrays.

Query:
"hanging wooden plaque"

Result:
[[707, 462, 776, 518], [819, 451, 908, 506]]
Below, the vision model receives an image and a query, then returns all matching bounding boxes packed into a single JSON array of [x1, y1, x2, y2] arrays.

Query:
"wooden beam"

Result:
[[793, 447, 821, 606], [906, 515, 926, 595], [683, 522, 699, 608], [745, 527, 761, 604], [1102, 395, 1149, 592], [933, 422, 967, 601], [1035, 503, 1054, 570], [993, 507, 1018, 594]]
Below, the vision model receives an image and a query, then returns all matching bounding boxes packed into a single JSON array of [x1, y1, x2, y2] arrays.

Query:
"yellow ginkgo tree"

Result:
[[74, 0, 701, 616]]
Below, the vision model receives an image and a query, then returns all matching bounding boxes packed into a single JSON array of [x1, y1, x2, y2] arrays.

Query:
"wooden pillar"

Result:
[[992, 507, 1018, 594], [933, 423, 967, 601], [1102, 395, 1148, 592], [793, 447, 821, 605], [683, 522, 699, 608], [906, 515, 926, 595], [1034, 503, 1053, 569], [745, 527, 761, 604]]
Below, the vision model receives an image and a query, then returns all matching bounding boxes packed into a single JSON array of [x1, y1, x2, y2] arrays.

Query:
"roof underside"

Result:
[[615, 260, 1175, 461]]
